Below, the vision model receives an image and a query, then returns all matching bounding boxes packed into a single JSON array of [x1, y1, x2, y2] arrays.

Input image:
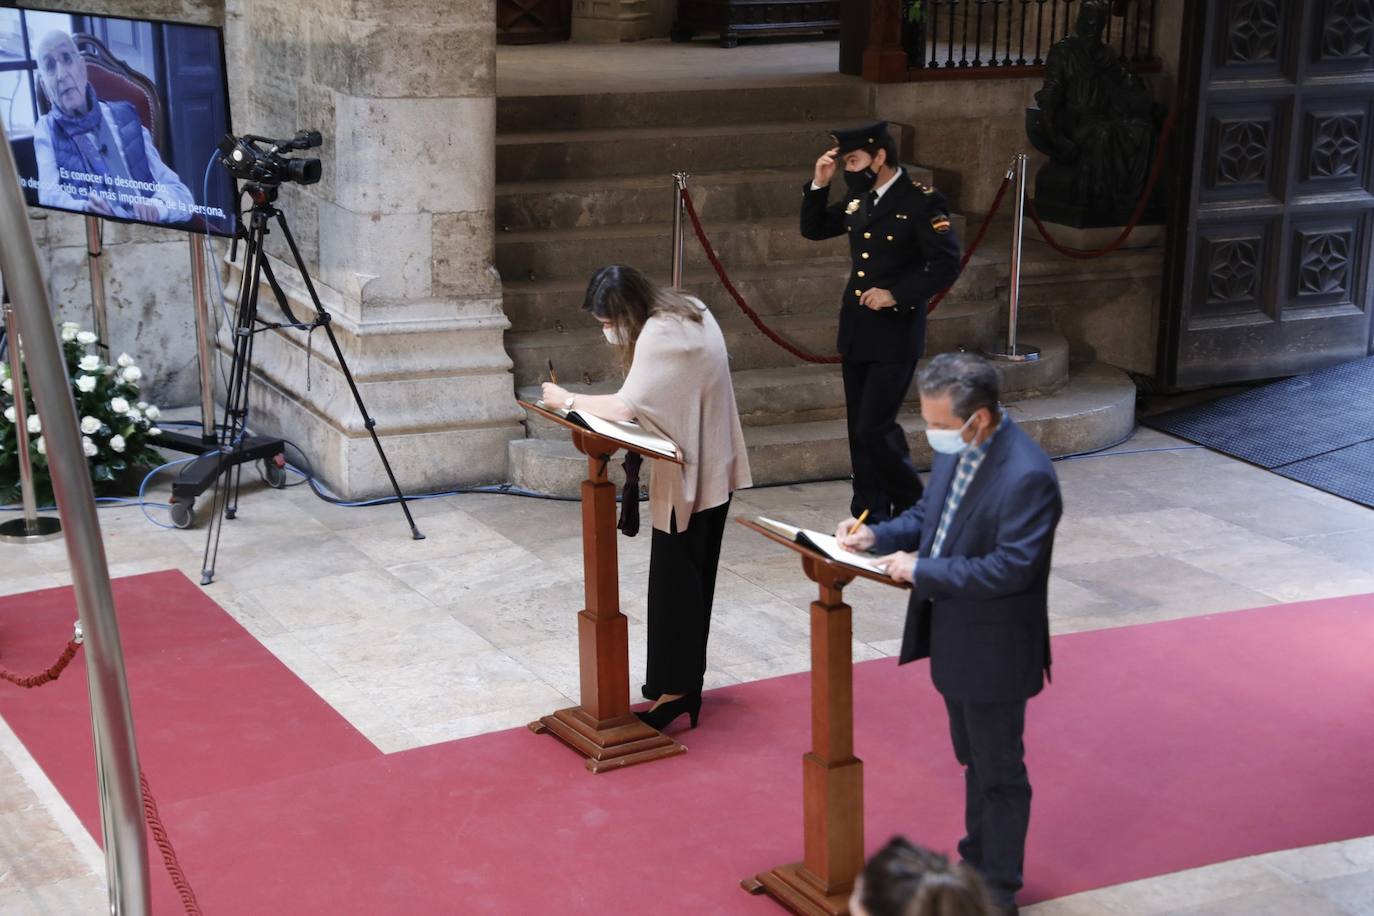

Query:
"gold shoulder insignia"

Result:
[[923, 185, 936, 195]]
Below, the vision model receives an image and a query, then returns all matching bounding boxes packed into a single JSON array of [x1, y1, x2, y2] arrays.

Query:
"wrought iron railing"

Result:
[[913, 0, 1158, 74]]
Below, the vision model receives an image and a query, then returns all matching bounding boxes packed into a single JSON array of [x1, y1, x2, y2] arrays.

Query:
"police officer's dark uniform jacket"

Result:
[[800, 121, 964, 521]]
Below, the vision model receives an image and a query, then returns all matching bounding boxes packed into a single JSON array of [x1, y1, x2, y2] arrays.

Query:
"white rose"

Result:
[[121, 366, 143, 383], [77, 331, 97, 345], [26, 414, 40, 434], [109, 434, 126, 453], [3, 406, 14, 424], [80, 415, 101, 434], [2, 378, 11, 395], [127, 408, 142, 422], [76, 375, 97, 393], [78, 354, 101, 372], [147, 427, 162, 436], [0, 363, 8, 379], [35, 436, 46, 455], [144, 405, 161, 421], [61, 325, 78, 342], [110, 397, 130, 414], [82, 436, 98, 457], [117, 353, 134, 368]]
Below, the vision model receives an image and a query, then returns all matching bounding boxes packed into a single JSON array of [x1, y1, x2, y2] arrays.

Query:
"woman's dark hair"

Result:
[[860, 837, 996, 916], [581, 265, 702, 367]]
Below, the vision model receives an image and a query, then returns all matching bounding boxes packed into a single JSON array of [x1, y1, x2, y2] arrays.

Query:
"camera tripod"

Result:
[[192, 181, 424, 584]]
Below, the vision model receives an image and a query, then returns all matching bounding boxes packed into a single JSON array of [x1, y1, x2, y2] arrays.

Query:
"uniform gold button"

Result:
[[857, 270, 865, 278], [854, 289, 862, 296], [887, 235, 894, 241], [864, 232, 872, 239], [862, 252, 870, 259]]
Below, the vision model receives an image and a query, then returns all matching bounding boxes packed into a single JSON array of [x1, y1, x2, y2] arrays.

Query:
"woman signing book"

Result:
[[541, 265, 752, 732]]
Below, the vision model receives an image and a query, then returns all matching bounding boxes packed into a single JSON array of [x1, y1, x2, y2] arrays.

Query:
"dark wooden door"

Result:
[[497, 0, 571, 44], [1162, 0, 1374, 387]]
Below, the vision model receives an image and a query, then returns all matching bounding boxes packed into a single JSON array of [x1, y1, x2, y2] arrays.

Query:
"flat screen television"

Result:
[[0, 6, 235, 237]]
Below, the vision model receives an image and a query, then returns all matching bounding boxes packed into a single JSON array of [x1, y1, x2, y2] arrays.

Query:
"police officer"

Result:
[[801, 121, 962, 523]]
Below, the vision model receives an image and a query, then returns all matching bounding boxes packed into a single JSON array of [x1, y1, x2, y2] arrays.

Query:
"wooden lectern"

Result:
[[737, 518, 908, 916], [520, 401, 689, 773]]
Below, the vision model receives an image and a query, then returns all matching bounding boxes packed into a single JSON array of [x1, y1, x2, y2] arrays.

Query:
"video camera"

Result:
[[218, 130, 323, 186]]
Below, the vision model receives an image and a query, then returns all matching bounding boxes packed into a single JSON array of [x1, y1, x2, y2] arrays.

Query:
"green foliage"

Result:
[[905, 0, 926, 24], [0, 322, 165, 506]]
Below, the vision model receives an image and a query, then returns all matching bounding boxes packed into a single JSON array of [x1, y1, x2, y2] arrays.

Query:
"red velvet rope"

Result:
[[2, 640, 202, 913], [1025, 108, 1179, 260], [0, 639, 80, 687], [680, 173, 1013, 365], [142, 770, 205, 915]]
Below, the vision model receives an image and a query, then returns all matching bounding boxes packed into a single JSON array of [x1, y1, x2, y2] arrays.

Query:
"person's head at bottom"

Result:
[[850, 836, 997, 916], [581, 264, 702, 355]]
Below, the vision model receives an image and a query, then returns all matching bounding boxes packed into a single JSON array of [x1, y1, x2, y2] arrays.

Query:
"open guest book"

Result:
[[754, 517, 891, 577], [535, 402, 680, 461]]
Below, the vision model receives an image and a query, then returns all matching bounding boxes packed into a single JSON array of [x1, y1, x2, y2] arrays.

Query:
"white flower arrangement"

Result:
[[0, 322, 165, 504]]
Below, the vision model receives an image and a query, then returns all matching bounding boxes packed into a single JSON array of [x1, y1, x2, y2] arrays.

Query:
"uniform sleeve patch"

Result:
[[931, 215, 951, 233]]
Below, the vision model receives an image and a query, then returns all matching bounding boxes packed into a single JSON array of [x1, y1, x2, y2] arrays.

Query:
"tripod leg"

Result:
[[271, 211, 425, 540]]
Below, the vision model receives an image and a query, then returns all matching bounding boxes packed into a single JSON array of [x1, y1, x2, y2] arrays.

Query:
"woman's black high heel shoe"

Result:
[[635, 692, 702, 732]]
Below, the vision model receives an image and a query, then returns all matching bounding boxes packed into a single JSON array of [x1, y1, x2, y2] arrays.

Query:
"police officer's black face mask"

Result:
[[842, 152, 882, 194]]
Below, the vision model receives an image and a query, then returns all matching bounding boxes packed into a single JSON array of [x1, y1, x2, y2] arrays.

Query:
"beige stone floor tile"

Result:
[[386, 545, 573, 605], [188, 529, 379, 592], [1258, 836, 1374, 882], [0, 805, 99, 889], [0, 872, 108, 916], [1052, 518, 1163, 566], [284, 486, 465, 532], [1054, 555, 1277, 619], [1307, 870, 1374, 915], [309, 612, 496, 676], [208, 588, 288, 640], [444, 580, 582, 649], [720, 640, 885, 683], [1156, 886, 1348, 916], [1283, 529, 1374, 575], [1198, 493, 1374, 541], [366, 727, 422, 755], [333, 508, 519, 566], [1049, 857, 1292, 914], [234, 567, 435, 633], [1086, 508, 1290, 556], [1173, 542, 1374, 604]]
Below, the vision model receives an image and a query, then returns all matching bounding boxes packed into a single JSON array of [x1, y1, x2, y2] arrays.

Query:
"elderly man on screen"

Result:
[[31, 29, 194, 224]]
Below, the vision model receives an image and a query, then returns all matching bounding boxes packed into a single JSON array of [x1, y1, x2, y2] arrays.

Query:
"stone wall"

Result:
[[219, 0, 523, 497]]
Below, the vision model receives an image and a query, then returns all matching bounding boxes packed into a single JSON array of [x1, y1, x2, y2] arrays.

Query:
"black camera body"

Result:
[[219, 131, 323, 186]]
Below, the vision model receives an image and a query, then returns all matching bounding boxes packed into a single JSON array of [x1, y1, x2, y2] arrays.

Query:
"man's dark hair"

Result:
[[917, 352, 1000, 421], [859, 837, 996, 916], [868, 132, 901, 170]]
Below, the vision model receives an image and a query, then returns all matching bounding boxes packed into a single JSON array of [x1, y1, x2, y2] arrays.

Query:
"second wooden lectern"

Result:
[[522, 402, 688, 773], [738, 518, 908, 916]]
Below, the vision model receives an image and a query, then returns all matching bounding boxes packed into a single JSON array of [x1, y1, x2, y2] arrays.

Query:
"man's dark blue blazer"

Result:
[[869, 416, 1063, 704]]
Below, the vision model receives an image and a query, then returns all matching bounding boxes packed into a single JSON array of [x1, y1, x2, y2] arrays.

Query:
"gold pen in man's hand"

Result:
[[849, 509, 870, 536], [547, 359, 558, 385]]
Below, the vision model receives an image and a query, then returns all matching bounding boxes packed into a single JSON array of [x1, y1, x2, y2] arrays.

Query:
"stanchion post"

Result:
[[85, 215, 111, 360], [0, 297, 62, 543], [188, 234, 217, 443], [0, 122, 151, 914], [986, 152, 1039, 363], [671, 171, 689, 288]]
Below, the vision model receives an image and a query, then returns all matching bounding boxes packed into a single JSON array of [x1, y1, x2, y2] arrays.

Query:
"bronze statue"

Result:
[[1026, 0, 1159, 227]]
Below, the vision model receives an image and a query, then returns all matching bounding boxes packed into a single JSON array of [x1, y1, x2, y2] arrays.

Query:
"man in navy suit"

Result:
[[836, 351, 1062, 916]]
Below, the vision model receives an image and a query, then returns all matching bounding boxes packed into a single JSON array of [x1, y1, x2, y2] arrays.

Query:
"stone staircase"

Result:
[[496, 83, 1135, 495]]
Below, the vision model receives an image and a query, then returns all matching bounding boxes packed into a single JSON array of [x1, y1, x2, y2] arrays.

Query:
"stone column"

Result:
[[572, 0, 651, 42], [222, 0, 522, 498]]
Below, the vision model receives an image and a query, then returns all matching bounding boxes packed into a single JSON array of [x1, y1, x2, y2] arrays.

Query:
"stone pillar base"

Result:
[[1031, 220, 1166, 250]]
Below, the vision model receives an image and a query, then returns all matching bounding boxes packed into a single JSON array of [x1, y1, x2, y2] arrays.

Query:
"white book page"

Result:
[[755, 517, 890, 577], [536, 402, 680, 460]]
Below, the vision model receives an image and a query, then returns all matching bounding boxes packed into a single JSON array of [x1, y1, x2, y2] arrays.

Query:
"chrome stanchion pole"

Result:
[[188, 234, 217, 442], [671, 171, 689, 288], [986, 152, 1039, 363], [0, 297, 62, 543], [0, 123, 151, 914], [85, 215, 111, 360]]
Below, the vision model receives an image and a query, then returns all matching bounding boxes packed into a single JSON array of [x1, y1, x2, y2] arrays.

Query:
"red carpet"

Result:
[[1, 570, 1372, 913]]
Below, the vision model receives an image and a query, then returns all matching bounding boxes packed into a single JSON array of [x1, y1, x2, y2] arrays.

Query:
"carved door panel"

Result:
[[1162, 0, 1374, 387]]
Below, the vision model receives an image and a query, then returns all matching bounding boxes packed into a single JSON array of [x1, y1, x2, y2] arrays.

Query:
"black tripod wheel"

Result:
[[170, 498, 196, 530], [262, 454, 287, 489]]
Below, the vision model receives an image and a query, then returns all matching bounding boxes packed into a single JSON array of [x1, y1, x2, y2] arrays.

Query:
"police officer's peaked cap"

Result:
[[829, 121, 890, 154]]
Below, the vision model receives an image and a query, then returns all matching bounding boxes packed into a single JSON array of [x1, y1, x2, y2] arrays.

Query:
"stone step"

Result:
[[506, 361, 1137, 496], [516, 330, 1069, 432], [506, 296, 1003, 387], [495, 165, 937, 232], [496, 83, 873, 134], [495, 212, 975, 284], [496, 120, 870, 182], [500, 250, 1001, 334]]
